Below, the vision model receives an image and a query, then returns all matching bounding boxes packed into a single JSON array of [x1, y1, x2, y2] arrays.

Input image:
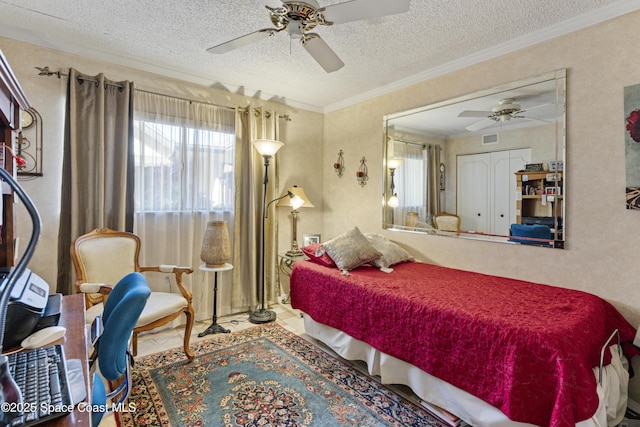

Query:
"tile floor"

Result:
[[100, 302, 305, 426], [136, 302, 306, 359]]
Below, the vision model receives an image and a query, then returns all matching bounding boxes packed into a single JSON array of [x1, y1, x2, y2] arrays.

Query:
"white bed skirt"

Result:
[[303, 315, 628, 427]]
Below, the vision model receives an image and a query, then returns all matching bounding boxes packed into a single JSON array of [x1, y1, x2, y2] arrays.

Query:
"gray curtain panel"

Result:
[[57, 68, 134, 294], [232, 107, 281, 310], [231, 108, 259, 310]]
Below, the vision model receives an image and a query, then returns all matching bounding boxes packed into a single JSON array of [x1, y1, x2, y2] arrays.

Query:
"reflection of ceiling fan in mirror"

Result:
[[458, 98, 550, 132], [207, 0, 410, 73]]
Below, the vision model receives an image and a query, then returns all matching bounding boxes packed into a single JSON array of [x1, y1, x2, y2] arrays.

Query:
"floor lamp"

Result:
[[387, 158, 402, 225], [249, 139, 303, 324]]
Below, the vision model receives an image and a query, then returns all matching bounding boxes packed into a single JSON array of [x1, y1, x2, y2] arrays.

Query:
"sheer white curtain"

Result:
[[133, 91, 236, 322], [392, 141, 428, 224], [390, 141, 443, 226]]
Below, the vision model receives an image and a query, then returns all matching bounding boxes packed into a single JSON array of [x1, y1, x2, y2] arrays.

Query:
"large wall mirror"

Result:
[[382, 69, 566, 248]]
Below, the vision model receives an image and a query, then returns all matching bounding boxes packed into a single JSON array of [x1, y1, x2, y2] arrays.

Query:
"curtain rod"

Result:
[[391, 137, 427, 148], [35, 66, 292, 120], [135, 88, 235, 112], [36, 66, 125, 89]]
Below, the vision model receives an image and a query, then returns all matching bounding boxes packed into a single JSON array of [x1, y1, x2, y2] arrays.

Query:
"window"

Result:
[[131, 92, 236, 320], [395, 156, 427, 208], [133, 121, 235, 212]]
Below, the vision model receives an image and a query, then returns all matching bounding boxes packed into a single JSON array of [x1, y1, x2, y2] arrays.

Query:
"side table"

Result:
[[198, 263, 233, 337], [277, 252, 306, 303]]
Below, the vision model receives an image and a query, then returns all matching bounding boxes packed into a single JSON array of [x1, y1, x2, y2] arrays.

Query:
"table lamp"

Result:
[[277, 185, 314, 256]]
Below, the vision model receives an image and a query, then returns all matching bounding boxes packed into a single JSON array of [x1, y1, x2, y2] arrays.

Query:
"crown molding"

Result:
[[323, 0, 640, 113]]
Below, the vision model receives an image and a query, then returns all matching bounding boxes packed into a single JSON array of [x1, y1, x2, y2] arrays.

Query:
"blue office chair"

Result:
[[90, 272, 150, 426], [510, 223, 552, 246]]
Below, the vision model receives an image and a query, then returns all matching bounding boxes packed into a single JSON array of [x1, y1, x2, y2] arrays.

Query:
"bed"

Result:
[[290, 259, 637, 427]]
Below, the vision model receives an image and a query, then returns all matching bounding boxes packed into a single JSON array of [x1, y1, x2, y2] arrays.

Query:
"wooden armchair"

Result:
[[433, 212, 461, 232], [71, 227, 195, 362]]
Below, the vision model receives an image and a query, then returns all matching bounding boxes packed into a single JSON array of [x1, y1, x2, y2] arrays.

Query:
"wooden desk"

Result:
[[47, 293, 91, 426], [2, 294, 91, 426]]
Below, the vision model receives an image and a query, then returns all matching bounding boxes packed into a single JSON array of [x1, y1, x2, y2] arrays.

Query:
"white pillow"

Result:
[[364, 233, 414, 268], [323, 227, 382, 272], [414, 220, 434, 230]]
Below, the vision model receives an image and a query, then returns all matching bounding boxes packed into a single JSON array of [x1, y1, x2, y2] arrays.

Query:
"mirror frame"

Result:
[[382, 69, 566, 248]]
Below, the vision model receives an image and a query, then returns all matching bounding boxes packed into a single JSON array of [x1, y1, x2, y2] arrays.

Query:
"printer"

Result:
[[0, 267, 49, 349]]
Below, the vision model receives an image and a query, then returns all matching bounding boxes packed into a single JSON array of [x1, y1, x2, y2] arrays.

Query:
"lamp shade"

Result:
[[276, 186, 314, 209], [200, 221, 231, 268], [253, 139, 284, 157], [388, 194, 399, 208], [387, 157, 403, 170]]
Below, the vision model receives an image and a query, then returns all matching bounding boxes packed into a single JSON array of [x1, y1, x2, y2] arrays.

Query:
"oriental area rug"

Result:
[[116, 322, 445, 427]]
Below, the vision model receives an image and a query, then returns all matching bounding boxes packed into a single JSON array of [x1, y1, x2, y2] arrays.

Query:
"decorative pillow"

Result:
[[364, 233, 414, 268], [414, 220, 434, 230], [300, 243, 336, 268], [322, 227, 382, 272]]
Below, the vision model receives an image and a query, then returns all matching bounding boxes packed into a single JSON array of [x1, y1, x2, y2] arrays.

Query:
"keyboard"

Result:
[[7, 345, 73, 426]]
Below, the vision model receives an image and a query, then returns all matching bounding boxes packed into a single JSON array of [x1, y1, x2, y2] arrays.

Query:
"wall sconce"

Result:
[[356, 156, 368, 187], [334, 149, 345, 177]]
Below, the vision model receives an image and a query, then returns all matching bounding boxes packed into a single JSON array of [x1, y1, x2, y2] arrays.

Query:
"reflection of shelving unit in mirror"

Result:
[[515, 171, 563, 242]]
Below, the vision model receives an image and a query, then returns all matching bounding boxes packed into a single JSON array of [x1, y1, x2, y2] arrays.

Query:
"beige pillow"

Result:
[[323, 227, 382, 272], [364, 233, 414, 268]]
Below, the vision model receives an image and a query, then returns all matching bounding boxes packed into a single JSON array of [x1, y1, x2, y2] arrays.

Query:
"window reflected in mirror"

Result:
[[383, 70, 566, 248]]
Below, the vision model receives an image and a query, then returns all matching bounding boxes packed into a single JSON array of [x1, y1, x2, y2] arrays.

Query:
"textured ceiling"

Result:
[[0, 0, 638, 112]]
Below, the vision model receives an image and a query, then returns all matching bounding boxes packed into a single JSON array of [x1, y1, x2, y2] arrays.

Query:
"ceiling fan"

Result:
[[458, 98, 550, 132], [206, 0, 411, 73]]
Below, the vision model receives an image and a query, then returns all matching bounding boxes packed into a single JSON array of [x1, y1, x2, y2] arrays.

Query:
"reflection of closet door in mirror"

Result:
[[491, 149, 530, 235], [457, 148, 530, 235], [457, 154, 490, 233]]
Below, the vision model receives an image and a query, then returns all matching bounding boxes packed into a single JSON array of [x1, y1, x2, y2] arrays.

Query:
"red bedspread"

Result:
[[290, 260, 637, 427]]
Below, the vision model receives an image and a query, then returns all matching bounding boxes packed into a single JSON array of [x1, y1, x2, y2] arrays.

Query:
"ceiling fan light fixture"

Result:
[[287, 20, 304, 40], [492, 103, 520, 114]]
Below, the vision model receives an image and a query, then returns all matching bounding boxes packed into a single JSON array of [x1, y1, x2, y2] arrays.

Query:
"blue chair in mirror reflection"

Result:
[[509, 224, 552, 246], [90, 272, 151, 426]]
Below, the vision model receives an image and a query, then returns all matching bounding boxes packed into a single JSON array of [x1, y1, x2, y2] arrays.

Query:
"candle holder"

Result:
[[334, 149, 345, 177], [357, 156, 368, 187]]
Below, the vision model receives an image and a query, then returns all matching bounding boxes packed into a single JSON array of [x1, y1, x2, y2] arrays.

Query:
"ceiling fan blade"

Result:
[[207, 29, 277, 54], [258, 0, 284, 8], [466, 118, 496, 132], [302, 34, 344, 73], [519, 103, 552, 114], [320, 0, 410, 25], [519, 117, 552, 124], [458, 110, 493, 118]]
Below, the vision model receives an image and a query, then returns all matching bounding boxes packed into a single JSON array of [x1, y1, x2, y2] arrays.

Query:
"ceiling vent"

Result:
[[482, 133, 498, 145]]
